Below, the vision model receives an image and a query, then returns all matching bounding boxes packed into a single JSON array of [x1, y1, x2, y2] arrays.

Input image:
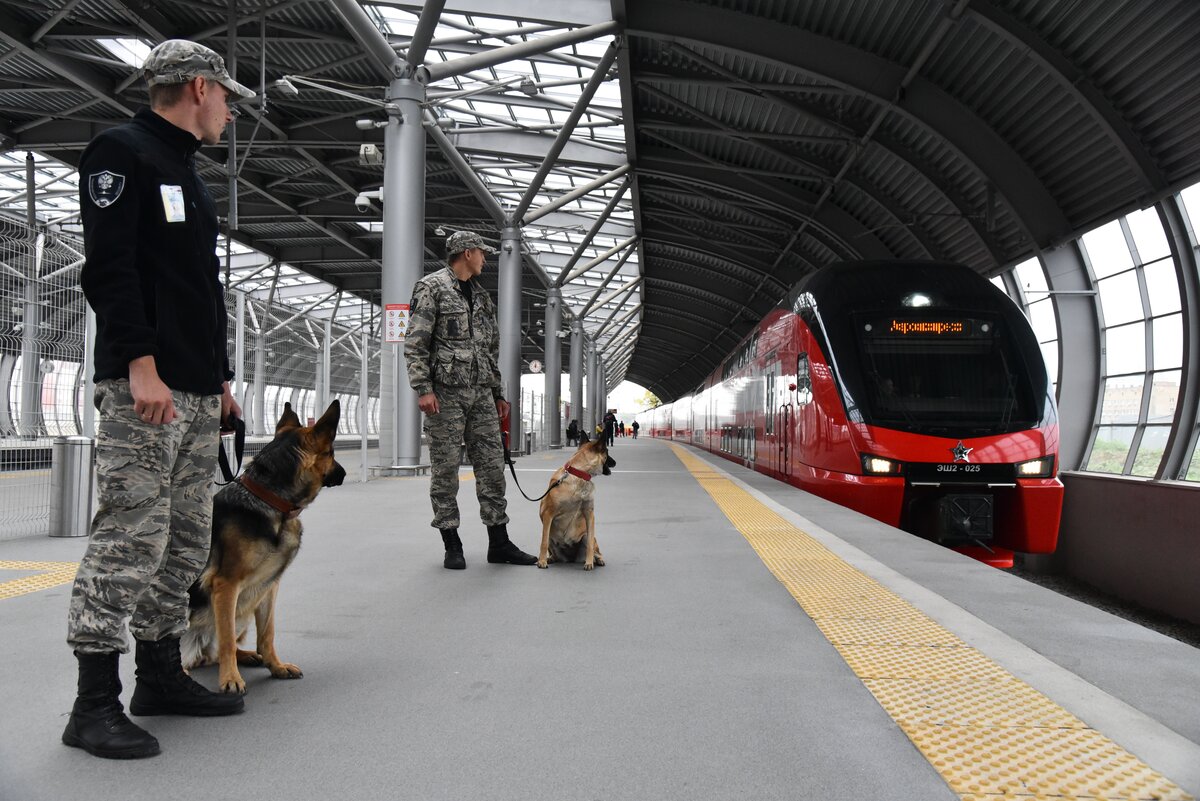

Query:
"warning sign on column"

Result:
[[385, 303, 410, 343]]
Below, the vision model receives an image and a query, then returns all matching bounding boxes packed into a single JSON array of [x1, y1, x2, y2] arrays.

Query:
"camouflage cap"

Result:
[[143, 40, 256, 101], [445, 230, 498, 255]]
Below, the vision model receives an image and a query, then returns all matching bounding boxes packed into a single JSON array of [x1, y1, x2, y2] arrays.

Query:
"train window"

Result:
[[853, 315, 1036, 433]]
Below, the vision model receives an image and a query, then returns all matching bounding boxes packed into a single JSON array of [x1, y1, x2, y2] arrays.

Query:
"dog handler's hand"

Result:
[[220, 381, 242, 426], [496, 398, 510, 423], [129, 355, 176, 425], [418, 392, 440, 415]]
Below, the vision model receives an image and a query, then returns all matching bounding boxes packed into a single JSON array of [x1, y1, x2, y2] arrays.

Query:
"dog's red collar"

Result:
[[238, 475, 302, 520], [564, 464, 592, 482]]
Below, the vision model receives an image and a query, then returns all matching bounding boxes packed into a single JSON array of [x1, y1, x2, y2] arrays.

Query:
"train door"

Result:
[[764, 364, 777, 473], [778, 356, 795, 478]]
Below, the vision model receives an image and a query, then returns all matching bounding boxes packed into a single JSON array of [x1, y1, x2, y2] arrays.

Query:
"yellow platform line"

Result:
[[668, 444, 1192, 801], [0, 560, 77, 600]]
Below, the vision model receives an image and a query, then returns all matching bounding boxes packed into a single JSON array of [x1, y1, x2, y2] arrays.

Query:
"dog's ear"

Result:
[[276, 402, 302, 434], [313, 399, 341, 441]]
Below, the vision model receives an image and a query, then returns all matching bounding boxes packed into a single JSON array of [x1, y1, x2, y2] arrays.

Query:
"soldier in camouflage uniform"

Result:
[[405, 230, 538, 569], [63, 39, 254, 760]]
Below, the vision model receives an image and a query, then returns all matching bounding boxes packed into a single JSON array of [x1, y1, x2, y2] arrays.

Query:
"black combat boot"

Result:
[[62, 650, 160, 759], [129, 636, 244, 716], [441, 528, 466, 570], [486, 524, 537, 565]]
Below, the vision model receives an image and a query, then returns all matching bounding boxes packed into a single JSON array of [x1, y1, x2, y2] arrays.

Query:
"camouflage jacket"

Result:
[[405, 266, 502, 399]]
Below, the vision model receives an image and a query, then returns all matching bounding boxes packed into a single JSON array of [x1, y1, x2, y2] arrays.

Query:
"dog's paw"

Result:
[[594, 555, 605, 567], [236, 649, 264, 666], [269, 662, 303, 680], [219, 672, 247, 694], [537, 558, 549, 568], [584, 561, 595, 571]]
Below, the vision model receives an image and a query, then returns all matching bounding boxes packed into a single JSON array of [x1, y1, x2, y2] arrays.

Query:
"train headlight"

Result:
[[861, 454, 902, 475], [1016, 456, 1055, 478]]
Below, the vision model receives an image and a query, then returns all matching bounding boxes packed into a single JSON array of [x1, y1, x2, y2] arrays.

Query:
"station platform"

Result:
[[1, 437, 1197, 801]]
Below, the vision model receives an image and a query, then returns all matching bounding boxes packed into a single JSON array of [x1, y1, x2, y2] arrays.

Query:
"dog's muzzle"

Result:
[[602, 455, 616, 476], [325, 461, 347, 487]]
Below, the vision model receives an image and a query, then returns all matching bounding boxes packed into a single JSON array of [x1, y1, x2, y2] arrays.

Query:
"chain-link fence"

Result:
[[0, 212, 383, 541], [0, 216, 87, 538]]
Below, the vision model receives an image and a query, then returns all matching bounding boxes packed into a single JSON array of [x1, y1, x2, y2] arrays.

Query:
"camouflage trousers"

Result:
[[67, 379, 221, 654], [424, 384, 509, 530]]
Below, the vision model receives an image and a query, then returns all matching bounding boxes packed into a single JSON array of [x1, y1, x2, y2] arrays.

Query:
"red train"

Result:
[[647, 261, 1062, 567]]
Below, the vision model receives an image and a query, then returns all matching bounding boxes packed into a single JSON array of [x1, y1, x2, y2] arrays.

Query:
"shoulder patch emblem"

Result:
[[88, 171, 125, 208]]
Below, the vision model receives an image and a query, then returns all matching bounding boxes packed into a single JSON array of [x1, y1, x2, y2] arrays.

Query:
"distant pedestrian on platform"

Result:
[[405, 230, 539, 570], [64, 39, 254, 760], [603, 409, 617, 447], [632, 420, 640, 439], [566, 419, 580, 447]]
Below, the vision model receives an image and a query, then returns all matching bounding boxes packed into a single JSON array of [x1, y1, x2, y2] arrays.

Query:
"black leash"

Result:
[[216, 412, 246, 485], [501, 429, 562, 502]]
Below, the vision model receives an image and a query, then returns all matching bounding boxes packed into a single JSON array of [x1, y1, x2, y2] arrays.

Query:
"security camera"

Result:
[[355, 194, 371, 213]]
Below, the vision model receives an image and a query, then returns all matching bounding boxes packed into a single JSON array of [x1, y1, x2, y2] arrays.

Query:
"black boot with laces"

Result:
[[129, 636, 244, 716], [486, 524, 538, 565], [62, 650, 160, 759], [441, 528, 466, 570]]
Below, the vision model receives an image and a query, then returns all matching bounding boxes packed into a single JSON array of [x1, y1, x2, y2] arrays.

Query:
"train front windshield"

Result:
[[792, 262, 1052, 438], [853, 315, 1038, 433]]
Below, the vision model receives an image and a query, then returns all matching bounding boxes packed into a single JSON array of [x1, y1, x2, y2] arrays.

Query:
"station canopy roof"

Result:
[[1, 0, 1198, 402]]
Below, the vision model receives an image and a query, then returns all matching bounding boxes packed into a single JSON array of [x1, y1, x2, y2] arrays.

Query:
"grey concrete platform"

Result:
[[0, 437, 1197, 800]]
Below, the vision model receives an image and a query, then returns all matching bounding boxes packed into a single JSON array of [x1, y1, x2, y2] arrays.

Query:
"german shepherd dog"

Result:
[[182, 400, 346, 694], [537, 436, 616, 570]]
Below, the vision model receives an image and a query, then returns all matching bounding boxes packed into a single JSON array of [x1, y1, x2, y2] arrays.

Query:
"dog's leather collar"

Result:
[[564, 464, 592, 482], [238, 475, 302, 520]]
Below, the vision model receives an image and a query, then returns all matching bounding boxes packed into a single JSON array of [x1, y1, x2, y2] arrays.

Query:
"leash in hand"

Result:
[[216, 412, 246, 485]]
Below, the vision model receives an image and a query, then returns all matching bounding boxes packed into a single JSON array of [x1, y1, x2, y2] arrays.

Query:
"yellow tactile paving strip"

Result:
[[668, 444, 1192, 801], [0, 560, 78, 600]]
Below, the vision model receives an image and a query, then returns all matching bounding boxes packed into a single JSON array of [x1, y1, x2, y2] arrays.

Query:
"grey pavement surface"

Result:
[[0, 437, 1196, 800]]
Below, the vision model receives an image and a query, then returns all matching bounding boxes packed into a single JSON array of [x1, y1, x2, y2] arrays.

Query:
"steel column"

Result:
[[545, 285, 563, 448], [360, 327, 369, 483], [234, 291, 245, 410], [383, 78, 426, 467], [253, 331, 267, 436], [499, 224, 523, 451], [570, 317, 584, 436], [1042, 244, 1101, 471]]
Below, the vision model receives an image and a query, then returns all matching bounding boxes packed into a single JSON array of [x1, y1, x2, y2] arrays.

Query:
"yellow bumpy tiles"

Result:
[[669, 444, 1192, 801], [0, 560, 77, 600]]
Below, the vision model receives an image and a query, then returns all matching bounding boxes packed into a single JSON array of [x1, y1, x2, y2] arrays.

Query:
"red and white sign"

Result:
[[385, 303, 409, 343]]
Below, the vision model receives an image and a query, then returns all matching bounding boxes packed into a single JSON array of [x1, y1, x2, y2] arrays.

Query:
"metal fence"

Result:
[[0, 216, 86, 538], [0, 213, 384, 541]]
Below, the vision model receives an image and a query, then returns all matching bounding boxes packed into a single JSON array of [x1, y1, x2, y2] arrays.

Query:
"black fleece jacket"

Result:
[[79, 107, 231, 395]]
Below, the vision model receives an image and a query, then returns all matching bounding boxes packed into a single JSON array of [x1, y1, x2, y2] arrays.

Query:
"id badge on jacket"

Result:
[[160, 184, 186, 222]]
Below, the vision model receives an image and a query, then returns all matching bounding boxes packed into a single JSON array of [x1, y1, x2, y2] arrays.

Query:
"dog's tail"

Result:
[[180, 612, 216, 670]]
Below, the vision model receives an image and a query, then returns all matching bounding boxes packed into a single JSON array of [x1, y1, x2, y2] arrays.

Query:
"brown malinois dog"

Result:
[[537, 436, 616, 570]]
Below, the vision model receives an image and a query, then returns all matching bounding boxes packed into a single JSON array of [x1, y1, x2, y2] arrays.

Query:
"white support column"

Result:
[[234, 291, 245, 409], [570, 318, 584, 434], [321, 318, 332, 412], [545, 287, 562, 448], [253, 331, 267, 436], [360, 327, 369, 483], [382, 77, 427, 469], [499, 224, 523, 452]]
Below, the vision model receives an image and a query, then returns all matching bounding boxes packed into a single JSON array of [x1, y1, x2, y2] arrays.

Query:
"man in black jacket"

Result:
[[62, 39, 254, 760]]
